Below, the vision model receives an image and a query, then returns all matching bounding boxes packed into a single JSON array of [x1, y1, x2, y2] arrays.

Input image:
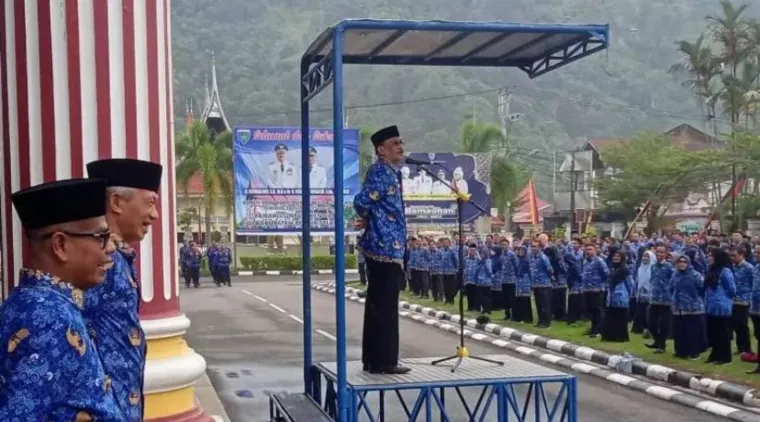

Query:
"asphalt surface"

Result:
[[183, 277, 725, 422]]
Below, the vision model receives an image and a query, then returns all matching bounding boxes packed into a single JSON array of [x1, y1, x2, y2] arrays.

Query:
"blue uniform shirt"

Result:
[[216, 247, 232, 266], [529, 251, 552, 288], [355, 159, 407, 266], [0, 269, 124, 421], [184, 247, 202, 268], [439, 247, 458, 275], [705, 268, 736, 317], [581, 256, 608, 292], [408, 247, 430, 271], [500, 250, 518, 285], [84, 239, 146, 422], [649, 260, 675, 306], [732, 261, 754, 306], [750, 265, 760, 315]]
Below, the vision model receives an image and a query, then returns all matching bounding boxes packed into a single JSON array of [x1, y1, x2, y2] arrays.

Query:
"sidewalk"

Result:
[[196, 372, 230, 422]]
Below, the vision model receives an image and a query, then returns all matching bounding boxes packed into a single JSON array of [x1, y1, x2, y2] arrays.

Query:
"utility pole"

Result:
[[552, 150, 557, 204], [569, 150, 576, 235]]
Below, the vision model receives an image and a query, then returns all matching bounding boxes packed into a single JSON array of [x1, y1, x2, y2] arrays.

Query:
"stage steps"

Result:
[[270, 393, 334, 422]]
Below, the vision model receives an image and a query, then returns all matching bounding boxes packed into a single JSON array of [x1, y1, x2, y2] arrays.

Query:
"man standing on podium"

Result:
[[355, 125, 411, 375]]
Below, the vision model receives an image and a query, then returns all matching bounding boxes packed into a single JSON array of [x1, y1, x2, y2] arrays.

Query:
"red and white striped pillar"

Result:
[[0, 1, 212, 421]]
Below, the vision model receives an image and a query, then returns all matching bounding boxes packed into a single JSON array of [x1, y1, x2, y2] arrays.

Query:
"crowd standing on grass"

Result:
[[388, 230, 760, 372]]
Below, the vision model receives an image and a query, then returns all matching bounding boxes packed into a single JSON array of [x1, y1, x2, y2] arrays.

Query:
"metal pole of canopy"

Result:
[[331, 26, 348, 422], [300, 58, 313, 396]]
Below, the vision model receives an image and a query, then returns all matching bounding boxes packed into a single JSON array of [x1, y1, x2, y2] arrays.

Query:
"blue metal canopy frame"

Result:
[[299, 18, 609, 422]]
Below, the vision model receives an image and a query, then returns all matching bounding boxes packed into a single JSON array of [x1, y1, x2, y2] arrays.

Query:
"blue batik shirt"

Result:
[[649, 260, 675, 306], [216, 247, 232, 266], [514, 251, 532, 296], [500, 250, 518, 285], [463, 255, 479, 285], [439, 247, 458, 275], [750, 264, 760, 315], [705, 268, 736, 317], [475, 256, 494, 287], [207, 246, 218, 267], [529, 251, 553, 288], [355, 158, 407, 266], [732, 260, 754, 306], [429, 247, 443, 274], [581, 256, 609, 292], [670, 260, 705, 315], [0, 269, 124, 421], [408, 247, 430, 271], [184, 247, 202, 268], [84, 239, 145, 422]]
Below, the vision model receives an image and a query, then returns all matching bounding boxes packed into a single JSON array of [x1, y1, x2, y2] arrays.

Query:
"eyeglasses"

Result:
[[40, 230, 112, 249]]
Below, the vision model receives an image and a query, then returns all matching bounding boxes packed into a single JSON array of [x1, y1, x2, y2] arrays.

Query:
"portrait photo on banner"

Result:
[[232, 126, 361, 235]]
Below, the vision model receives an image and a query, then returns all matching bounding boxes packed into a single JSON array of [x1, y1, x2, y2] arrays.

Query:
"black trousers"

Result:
[[465, 284, 477, 311], [732, 304, 751, 354], [552, 287, 567, 320], [476, 286, 492, 313], [584, 291, 604, 335], [566, 293, 585, 324], [217, 266, 231, 284], [442, 274, 458, 303], [752, 314, 760, 361], [648, 304, 671, 350], [358, 262, 367, 285], [362, 259, 402, 369], [707, 315, 733, 363], [430, 274, 444, 301], [533, 287, 553, 326], [502, 284, 516, 318], [631, 300, 648, 334], [185, 267, 200, 287]]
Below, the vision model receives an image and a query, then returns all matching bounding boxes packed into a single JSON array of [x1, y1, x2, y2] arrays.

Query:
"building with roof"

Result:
[[552, 123, 726, 236], [176, 54, 233, 243]]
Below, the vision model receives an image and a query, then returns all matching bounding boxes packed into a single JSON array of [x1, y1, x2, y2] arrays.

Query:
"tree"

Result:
[[176, 120, 233, 244], [594, 133, 721, 230], [459, 119, 527, 222], [359, 126, 374, 179]]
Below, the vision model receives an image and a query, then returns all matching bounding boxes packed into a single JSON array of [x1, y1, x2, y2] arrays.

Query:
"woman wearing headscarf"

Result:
[[704, 248, 736, 365], [601, 250, 632, 342], [475, 246, 494, 315], [512, 244, 533, 323], [632, 250, 655, 335], [671, 254, 707, 360]]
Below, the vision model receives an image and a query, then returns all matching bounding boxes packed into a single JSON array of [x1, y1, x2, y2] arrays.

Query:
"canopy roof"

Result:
[[302, 19, 609, 79]]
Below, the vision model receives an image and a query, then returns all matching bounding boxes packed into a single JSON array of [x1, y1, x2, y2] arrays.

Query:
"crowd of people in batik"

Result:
[[396, 231, 760, 370]]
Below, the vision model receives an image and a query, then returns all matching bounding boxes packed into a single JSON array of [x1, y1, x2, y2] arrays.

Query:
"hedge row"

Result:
[[238, 255, 357, 271]]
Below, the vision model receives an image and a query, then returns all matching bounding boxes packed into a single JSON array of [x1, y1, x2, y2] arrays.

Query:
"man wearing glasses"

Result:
[[0, 178, 122, 420], [84, 158, 163, 422]]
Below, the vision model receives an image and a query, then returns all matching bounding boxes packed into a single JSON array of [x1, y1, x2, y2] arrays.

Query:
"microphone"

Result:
[[405, 157, 445, 166]]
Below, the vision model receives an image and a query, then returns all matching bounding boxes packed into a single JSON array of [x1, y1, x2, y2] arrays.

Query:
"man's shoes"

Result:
[[369, 365, 411, 375]]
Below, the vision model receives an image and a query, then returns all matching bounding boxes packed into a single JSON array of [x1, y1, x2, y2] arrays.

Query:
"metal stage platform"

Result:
[[310, 354, 577, 422]]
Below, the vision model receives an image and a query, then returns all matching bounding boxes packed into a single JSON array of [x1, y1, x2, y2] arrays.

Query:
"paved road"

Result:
[[183, 280, 724, 422]]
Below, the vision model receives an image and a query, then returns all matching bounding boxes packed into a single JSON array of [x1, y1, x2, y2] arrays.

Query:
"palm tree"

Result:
[[175, 120, 233, 244], [459, 119, 526, 226]]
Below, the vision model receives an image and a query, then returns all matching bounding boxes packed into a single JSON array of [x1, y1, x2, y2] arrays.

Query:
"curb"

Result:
[[313, 282, 760, 421], [237, 269, 359, 276]]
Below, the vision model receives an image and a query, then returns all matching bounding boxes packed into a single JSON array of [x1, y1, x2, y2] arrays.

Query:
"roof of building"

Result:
[[179, 172, 232, 196], [200, 52, 230, 133], [512, 184, 552, 223]]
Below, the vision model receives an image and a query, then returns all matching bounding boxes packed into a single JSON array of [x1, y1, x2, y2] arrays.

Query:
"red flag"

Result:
[[528, 178, 539, 226]]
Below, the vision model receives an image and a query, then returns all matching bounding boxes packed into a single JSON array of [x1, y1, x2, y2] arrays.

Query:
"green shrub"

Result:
[[238, 255, 357, 271]]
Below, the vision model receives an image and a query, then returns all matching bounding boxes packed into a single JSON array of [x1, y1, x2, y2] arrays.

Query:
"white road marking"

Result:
[[241, 289, 253, 296], [270, 303, 287, 313], [254, 295, 268, 302], [316, 329, 337, 341], [289, 314, 304, 324]]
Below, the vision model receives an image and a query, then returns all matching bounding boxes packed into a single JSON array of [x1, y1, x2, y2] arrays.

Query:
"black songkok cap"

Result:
[[370, 125, 400, 147], [12, 179, 107, 230], [86, 159, 163, 193]]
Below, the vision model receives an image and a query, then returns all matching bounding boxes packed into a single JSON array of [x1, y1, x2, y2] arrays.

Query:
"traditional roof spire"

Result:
[[201, 51, 230, 135], [185, 98, 195, 128]]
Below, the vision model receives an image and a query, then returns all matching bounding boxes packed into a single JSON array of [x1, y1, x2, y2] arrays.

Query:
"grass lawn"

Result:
[[346, 281, 760, 389]]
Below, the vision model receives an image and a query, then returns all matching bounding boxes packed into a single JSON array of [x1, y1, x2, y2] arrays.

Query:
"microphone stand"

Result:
[[415, 163, 504, 372]]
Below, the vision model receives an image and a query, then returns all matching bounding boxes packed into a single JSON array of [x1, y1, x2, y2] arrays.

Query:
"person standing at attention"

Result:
[[85, 158, 163, 421], [354, 125, 410, 375], [0, 179, 122, 420]]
